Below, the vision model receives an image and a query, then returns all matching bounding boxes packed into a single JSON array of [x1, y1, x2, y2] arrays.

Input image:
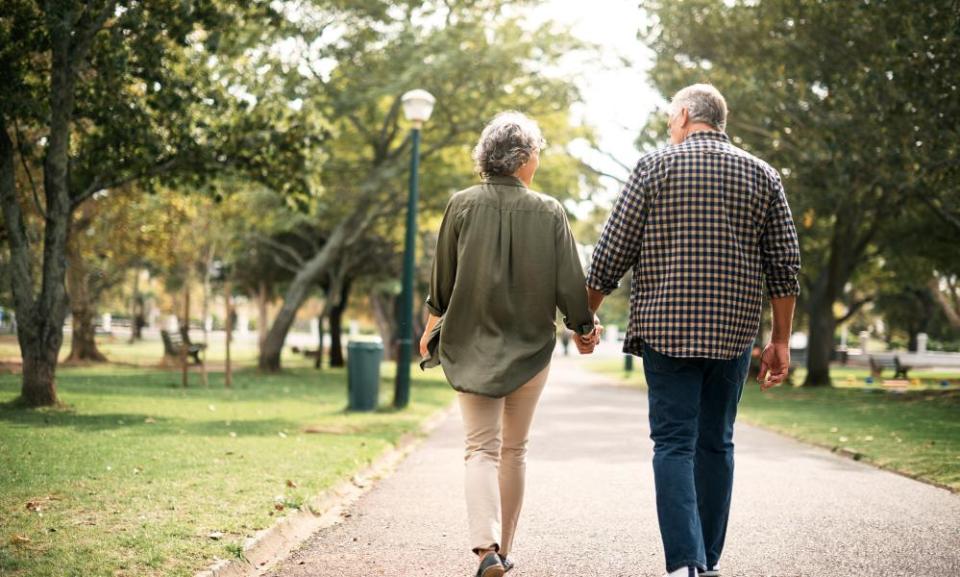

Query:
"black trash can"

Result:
[[347, 340, 384, 411]]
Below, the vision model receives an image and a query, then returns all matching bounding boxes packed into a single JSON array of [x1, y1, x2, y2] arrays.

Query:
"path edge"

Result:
[[194, 401, 458, 577], [587, 365, 958, 495]]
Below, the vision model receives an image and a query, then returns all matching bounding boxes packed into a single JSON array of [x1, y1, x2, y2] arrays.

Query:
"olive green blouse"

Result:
[[424, 175, 595, 398]]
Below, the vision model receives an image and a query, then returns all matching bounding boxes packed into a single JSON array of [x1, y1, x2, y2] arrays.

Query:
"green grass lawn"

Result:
[[585, 358, 960, 492], [0, 333, 276, 367], [0, 358, 454, 577]]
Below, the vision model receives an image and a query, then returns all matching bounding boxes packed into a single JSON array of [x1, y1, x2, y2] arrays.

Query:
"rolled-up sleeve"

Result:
[[586, 160, 650, 295], [555, 208, 595, 335], [425, 198, 459, 316], [760, 175, 801, 298]]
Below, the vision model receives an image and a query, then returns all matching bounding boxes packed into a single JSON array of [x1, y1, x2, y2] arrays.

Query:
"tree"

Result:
[[0, 1, 331, 405], [637, 0, 959, 385], [255, 0, 599, 371]]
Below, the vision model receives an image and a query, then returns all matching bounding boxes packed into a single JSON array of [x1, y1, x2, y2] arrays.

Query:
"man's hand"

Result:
[[757, 342, 790, 391]]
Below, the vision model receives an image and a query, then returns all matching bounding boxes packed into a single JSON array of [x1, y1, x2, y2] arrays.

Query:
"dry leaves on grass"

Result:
[[303, 424, 357, 435], [25, 494, 62, 513]]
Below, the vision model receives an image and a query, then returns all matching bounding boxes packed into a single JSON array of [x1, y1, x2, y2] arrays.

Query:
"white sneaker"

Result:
[[701, 566, 720, 577], [664, 568, 697, 577]]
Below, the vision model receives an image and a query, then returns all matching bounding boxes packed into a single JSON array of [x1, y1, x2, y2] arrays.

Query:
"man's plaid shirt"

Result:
[[586, 130, 801, 360]]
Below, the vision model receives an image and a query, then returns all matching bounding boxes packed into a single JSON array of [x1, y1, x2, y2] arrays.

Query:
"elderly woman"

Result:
[[420, 111, 599, 577]]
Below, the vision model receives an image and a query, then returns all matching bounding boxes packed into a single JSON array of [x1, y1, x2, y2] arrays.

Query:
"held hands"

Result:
[[757, 341, 790, 391], [574, 315, 603, 355]]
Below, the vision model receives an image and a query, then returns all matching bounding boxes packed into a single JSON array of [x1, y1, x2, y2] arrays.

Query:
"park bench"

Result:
[[161, 329, 207, 365], [291, 346, 321, 359], [868, 354, 911, 379]]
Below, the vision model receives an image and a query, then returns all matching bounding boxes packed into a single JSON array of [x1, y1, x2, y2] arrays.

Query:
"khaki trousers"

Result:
[[457, 364, 550, 556]]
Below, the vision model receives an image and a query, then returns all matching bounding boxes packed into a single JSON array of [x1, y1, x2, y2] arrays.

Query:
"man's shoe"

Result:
[[699, 566, 720, 576], [475, 552, 504, 577], [664, 567, 698, 577], [498, 554, 515, 573]]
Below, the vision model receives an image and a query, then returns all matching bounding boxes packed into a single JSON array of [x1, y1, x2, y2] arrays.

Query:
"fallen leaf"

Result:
[[144, 417, 157, 424], [285, 480, 297, 488], [208, 531, 224, 540], [10, 534, 30, 546], [274, 503, 285, 511]]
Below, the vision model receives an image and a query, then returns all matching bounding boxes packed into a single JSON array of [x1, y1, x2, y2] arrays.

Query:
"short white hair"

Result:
[[670, 84, 728, 131], [472, 111, 546, 178]]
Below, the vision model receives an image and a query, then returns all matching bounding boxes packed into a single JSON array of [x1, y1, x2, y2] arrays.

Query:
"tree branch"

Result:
[[0, 115, 36, 314], [13, 118, 45, 219], [375, 96, 402, 162], [590, 145, 633, 174], [71, 156, 180, 209], [69, 1, 116, 74], [923, 195, 960, 235], [836, 296, 873, 324], [288, 226, 322, 253], [929, 277, 960, 330], [254, 233, 306, 268], [580, 160, 627, 185]]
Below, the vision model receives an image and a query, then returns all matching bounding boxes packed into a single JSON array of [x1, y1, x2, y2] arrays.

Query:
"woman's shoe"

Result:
[[475, 552, 505, 577], [498, 554, 515, 573]]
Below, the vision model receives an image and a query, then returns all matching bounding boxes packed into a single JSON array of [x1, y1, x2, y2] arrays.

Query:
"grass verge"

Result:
[[584, 358, 960, 492], [0, 360, 453, 577]]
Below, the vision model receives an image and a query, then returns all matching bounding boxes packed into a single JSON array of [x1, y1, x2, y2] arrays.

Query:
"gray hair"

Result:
[[669, 84, 728, 131], [472, 111, 546, 178]]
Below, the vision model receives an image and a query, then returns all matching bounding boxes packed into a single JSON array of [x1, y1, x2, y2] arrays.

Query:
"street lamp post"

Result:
[[394, 89, 436, 409]]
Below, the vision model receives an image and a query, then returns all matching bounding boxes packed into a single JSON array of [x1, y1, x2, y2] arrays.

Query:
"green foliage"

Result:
[[637, 0, 960, 355]]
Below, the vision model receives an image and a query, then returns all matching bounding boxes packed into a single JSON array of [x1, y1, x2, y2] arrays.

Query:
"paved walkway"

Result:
[[267, 356, 960, 577]]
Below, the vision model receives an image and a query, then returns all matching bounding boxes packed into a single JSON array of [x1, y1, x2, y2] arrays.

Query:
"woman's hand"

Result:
[[574, 315, 603, 354], [420, 314, 442, 358], [419, 332, 430, 358]]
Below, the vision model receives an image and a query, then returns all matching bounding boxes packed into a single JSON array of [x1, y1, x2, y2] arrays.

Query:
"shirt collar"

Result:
[[483, 174, 527, 188], [684, 130, 730, 143]]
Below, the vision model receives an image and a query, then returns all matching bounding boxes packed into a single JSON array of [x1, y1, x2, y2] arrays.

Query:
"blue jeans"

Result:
[[641, 342, 752, 573]]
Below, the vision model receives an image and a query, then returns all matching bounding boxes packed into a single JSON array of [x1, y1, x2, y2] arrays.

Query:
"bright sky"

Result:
[[530, 0, 665, 205]]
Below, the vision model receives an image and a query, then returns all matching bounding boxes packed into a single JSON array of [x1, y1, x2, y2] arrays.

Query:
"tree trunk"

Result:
[[929, 277, 960, 330], [257, 280, 270, 350], [328, 278, 352, 368], [258, 222, 350, 372], [259, 274, 315, 372], [315, 313, 324, 369], [804, 289, 836, 387], [66, 230, 107, 362], [370, 290, 399, 361], [0, 32, 75, 406], [329, 305, 344, 367], [181, 279, 191, 387], [20, 340, 61, 406], [129, 268, 144, 342]]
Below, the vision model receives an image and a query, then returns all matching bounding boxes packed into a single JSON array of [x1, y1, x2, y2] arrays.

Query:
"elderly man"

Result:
[[583, 84, 801, 577]]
